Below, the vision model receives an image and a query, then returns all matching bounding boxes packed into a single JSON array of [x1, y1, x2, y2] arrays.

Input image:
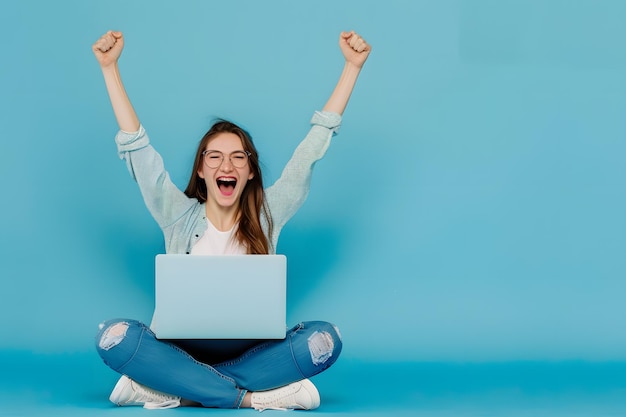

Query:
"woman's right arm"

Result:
[[92, 31, 140, 132], [93, 31, 195, 229], [265, 31, 371, 242]]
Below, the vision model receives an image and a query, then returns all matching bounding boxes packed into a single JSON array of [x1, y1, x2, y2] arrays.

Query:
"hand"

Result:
[[92, 30, 124, 68], [339, 31, 371, 69]]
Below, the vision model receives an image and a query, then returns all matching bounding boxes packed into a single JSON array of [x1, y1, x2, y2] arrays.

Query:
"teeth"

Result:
[[217, 178, 236, 183]]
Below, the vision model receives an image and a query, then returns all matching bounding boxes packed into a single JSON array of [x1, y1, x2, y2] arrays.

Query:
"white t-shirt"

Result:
[[190, 221, 246, 255]]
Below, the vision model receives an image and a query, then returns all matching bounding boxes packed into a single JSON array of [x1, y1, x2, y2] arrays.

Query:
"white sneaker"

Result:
[[250, 379, 320, 411], [109, 375, 181, 409]]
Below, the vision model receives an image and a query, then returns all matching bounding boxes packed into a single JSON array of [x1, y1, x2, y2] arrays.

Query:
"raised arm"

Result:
[[92, 31, 195, 233], [265, 31, 372, 247], [322, 31, 371, 115], [92, 31, 140, 132]]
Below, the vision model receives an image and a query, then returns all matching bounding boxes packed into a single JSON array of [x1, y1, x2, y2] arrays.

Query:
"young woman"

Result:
[[92, 29, 371, 411]]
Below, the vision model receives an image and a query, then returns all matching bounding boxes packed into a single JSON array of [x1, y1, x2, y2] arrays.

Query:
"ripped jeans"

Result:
[[95, 319, 342, 408]]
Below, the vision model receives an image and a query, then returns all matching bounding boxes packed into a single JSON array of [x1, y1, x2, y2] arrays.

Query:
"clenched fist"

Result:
[[339, 31, 371, 69], [92, 31, 124, 68]]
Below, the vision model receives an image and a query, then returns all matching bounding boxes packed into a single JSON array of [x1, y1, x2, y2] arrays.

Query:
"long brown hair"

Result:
[[184, 120, 273, 254]]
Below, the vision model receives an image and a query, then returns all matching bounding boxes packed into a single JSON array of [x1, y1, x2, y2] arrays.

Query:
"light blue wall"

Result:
[[1, 0, 625, 362]]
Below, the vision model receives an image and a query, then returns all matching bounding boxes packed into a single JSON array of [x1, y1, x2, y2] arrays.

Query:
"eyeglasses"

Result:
[[202, 150, 251, 169]]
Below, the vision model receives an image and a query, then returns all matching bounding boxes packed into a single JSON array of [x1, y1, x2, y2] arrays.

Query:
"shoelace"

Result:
[[130, 381, 181, 409], [253, 385, 301, 411], [144, 399, 181, 409]]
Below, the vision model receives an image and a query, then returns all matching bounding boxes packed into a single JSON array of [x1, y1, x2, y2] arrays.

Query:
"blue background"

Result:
[[2, 0, 626, 361], [1, 1, 626, 415]]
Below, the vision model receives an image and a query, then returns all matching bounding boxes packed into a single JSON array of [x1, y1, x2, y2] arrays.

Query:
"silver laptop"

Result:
[[151, 254, 287, 340]]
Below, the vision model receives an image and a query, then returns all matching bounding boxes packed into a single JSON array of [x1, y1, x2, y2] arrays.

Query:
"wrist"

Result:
[[100, 61, 120, 73], [344, 60, 364, 72]]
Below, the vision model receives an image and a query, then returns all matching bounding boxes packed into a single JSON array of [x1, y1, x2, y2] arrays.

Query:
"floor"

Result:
[[2, 352, 626, 417]]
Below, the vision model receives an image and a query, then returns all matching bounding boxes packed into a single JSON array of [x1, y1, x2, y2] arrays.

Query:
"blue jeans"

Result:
[[95, 319, 342, 408]]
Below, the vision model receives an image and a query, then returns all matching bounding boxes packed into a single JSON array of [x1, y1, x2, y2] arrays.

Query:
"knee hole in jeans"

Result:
[[307, 324, 341, 366], [98, 321, 129, 351]]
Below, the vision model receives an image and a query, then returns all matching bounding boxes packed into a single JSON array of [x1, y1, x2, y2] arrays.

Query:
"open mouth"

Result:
[[216, 177, 237, 196]]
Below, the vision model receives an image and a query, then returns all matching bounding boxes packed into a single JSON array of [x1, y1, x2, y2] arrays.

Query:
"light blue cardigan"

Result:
[[115, 111, 341, 254]]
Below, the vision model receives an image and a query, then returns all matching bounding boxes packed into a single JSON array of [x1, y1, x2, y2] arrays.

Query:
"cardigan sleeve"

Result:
[[264, 111, 342, 245], [115, 126, 196, 229]]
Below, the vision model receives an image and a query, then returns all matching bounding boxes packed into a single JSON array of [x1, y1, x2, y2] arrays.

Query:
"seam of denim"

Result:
[[116, 323, 146, 374], [234, 389, 247, 408], [165, 342, 241, 387], [288, 329, 307, 380]]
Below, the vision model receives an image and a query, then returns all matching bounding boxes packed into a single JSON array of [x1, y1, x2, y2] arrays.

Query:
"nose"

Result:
[[219, 157, 234, 171]]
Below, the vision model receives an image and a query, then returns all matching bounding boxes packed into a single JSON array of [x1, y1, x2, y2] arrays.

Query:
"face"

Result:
[[197, 132, 254, 209]]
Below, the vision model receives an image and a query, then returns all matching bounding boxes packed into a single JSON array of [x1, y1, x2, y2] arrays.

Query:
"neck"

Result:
[[204, 202, 239, 232]]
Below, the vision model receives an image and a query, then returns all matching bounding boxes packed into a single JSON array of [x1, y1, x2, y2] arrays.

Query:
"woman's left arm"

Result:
[[265, 31, 371, 243], [323, 31, 372, 115]]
